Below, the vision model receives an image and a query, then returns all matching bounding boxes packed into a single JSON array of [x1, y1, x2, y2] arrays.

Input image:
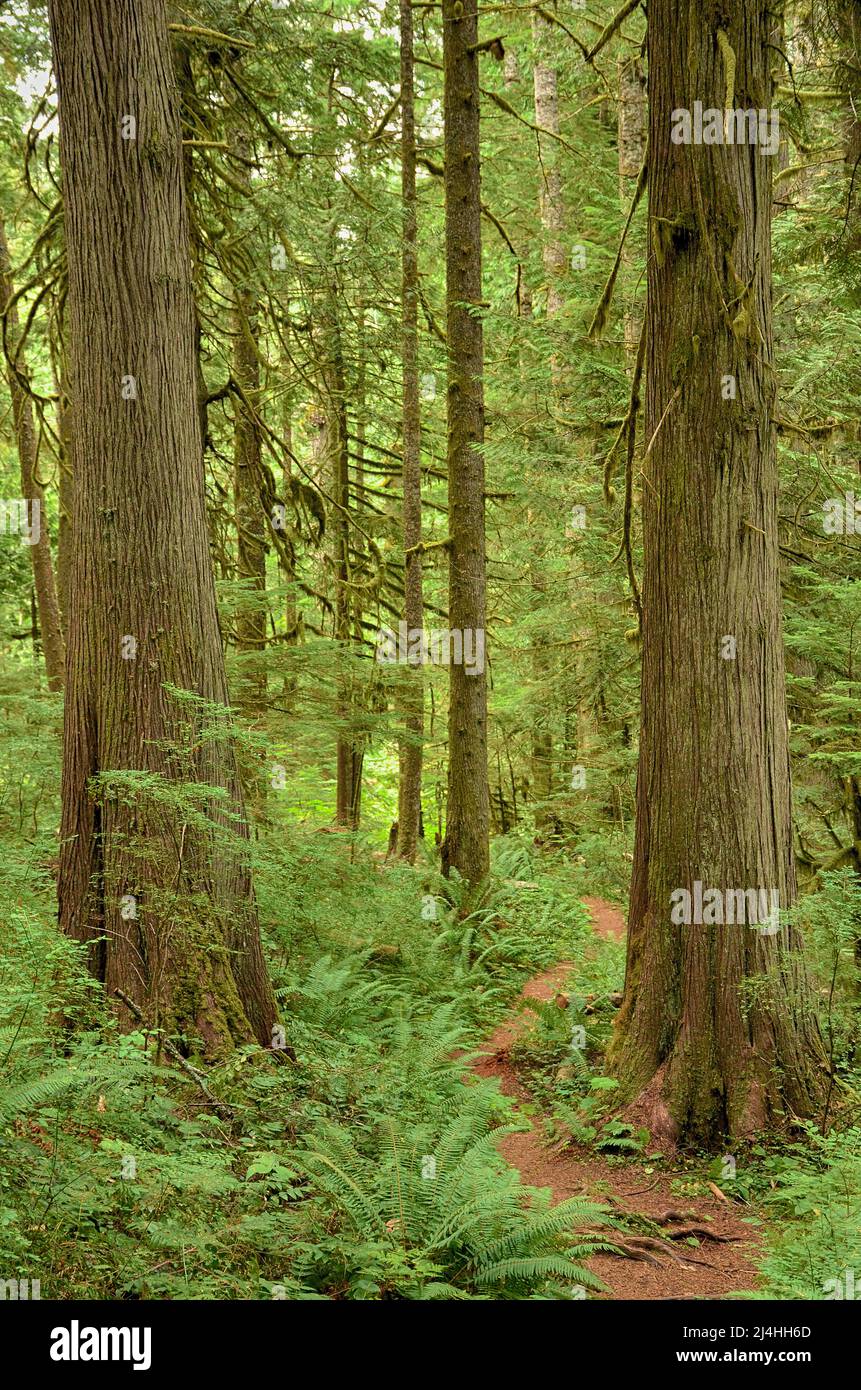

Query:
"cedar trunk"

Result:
[[396, 0, 425, 862], [440, 0, 490, 887], [609, 0, 824, 1144], [49, 0, 275, 1052]]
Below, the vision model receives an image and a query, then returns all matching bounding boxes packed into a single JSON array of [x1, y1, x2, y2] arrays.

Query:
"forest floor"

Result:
[[470, 897, 764, 1300]]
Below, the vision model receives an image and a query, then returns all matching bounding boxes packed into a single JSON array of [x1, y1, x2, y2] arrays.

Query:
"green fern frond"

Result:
[[473, 1255, 605, 1287], [0, 1069, 90, 1120]]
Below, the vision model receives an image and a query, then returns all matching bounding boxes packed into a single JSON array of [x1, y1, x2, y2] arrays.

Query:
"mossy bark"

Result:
[[325, 310, 362, 829], [396, 0, 425, 863], [440, 0, 490, 888], [609, 0, 826, 1145], [49, 0, 276, 1054]]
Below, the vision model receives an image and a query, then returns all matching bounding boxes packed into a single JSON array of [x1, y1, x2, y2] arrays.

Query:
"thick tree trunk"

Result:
[[0, 220, 65, 691], [396, 0, 425, 863], [173, 38, 210, 455], [440, 0, 489, 887], [49, 0, 276, 1052], [609, 0, 824, 1144]]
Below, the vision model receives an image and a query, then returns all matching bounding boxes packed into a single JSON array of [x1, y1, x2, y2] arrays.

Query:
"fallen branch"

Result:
[[114, 989, 234, 1121]]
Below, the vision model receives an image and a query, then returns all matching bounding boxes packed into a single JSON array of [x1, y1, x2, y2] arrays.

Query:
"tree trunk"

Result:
[[440, 0, 489, 887], [528, 16, 566, 834], [49, 0, 276, 1052], [529, 560, 554, 835], [0, 220, 65, 691], [396, 0, 424, 863], [532, 12, 566, 323], [325, 312, 361, 828], [609, 0, 824, 1145], [52, 350, 75, 638], [280, 386, 299, 713], [233, 281, 268, 713], [618, 53, 646, 367]]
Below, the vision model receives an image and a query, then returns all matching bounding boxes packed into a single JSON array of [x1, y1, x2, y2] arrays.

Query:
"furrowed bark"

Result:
[[49, 0, 276, 1053], [609, 0, 825, 1144], [440, 0, 490, 888], [396, 0, 425, 863]]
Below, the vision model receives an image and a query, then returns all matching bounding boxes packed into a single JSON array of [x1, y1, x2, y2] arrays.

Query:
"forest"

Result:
[[0, 0, 859, 1323]]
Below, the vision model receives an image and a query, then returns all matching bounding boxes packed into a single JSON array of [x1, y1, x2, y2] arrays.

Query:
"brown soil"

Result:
[[470, 896, 763, 1300]]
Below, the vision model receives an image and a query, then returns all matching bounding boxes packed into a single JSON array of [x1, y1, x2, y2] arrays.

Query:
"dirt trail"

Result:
[[472, 896, 762, 1300]]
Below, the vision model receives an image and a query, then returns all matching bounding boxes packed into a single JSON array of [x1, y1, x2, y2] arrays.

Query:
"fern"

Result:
[[0, 1068, 92, 1121], [294, 1093, 619, 1299]]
